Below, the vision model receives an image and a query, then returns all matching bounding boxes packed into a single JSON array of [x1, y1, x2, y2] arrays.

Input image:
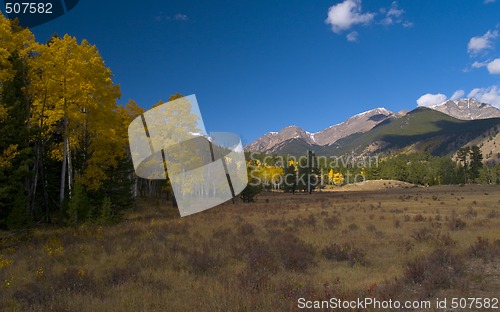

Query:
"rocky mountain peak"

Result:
[[430, 98, 500, 120]]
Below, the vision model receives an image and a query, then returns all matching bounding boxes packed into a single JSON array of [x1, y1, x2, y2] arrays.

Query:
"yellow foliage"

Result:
[[333, 172, 344, 186], [44, 237, 64, 256], [35, 268, 44, 277], [29, 33, 124, 189], [360, 168, 367, 176], [0, 104, 7, 121], [0, 256, 13, 269], [0, 144, 18, 169], [0, 15, 35, 83]]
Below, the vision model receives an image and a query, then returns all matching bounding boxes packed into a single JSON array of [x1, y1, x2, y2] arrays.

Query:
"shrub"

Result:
[[366, 223, 377, 232], [246, 241, 280, 274], [448, 218, 466, 230], [347, 223, 358, 231], [54, 267, 97, 294], [238, 241, 280, 291], [321, 242, 367, 266], [403, 248, 464, 297], [240, 184, 262, 203], [185, 245, 222, 274], [270, 232, 316, 272], [67, 182, 90, 226], [238, 266, 270, 292], [468, 237, 500, 260], [486, 210, 498, 219], [448, 210, 466, 230], [104, 265, 140, 287], [465, 207, 477, 218], [413, 214, 425, 222], [13, 282, 52, 307], [279, 280, 318, 302], [411, 227, 433, 242], [6, 191, 31, 230], [238, 222, 255, 236], [437, 233, 457, 246], [98, 197, 114, 225], [305, 214, 317, 227], [393, 219, 401, 228], [212, 226, 233, 240]]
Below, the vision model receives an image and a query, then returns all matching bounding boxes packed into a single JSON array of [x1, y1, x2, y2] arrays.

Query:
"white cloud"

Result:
[[468, 86, 500, 107], [325, 0, 374, 34], [402, 21, 414, 28], [472, 60, 488, 68], [346, 31, 359, 42], [417, 87, 500, 109], [467, 30, 499, 56], [450, 90, 465, 101], [484, 0, 496, 3], [387, 2, 404, 18], [381, 2, 412, 26], [487, 58, 500, 74], [154, 12, 188, 22], [326, 1, 412, 41], [416, 93, 447, 107], [174, 13, 188, 21]]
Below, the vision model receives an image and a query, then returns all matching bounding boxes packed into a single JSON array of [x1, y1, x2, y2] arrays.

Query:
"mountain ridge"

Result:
[[246, 107, 394, 153], [246, 98, 500, 160], [430, 98, 500, 120]]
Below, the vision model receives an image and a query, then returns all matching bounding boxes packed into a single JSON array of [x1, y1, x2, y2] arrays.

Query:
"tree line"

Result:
[[245, 147, 499, 198], [0, 16, 179, 229], [368, 148, 499, 186]]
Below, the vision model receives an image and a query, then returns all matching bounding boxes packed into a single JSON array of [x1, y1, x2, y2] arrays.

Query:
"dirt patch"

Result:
[[327, 179, 418, 191]]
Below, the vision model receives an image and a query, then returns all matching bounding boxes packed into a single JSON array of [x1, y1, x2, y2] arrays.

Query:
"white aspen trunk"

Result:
[[67, 136, 73, 198]]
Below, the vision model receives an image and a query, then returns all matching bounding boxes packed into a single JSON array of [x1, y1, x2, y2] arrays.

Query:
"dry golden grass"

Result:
[[1, 184, 499, 311]]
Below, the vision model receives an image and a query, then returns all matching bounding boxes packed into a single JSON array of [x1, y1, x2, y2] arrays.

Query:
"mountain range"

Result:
[[246, 98, 500, 163]]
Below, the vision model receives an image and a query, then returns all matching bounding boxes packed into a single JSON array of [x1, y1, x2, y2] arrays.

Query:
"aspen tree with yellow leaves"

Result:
[[30, 34, 121, 206], [0, 13, 135, 228]]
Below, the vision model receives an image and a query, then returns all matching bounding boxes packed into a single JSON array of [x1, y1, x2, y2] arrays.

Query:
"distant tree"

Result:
[[495, 165, 500, 185], [307, 150, 319, 193], [469, 145, 483, 183], [67, 182, 89, 226], [433, 156, 459, 185], [380, 155, 408, 182], [283, 159, 296, 193], [296, 151, 319, 193], [456, 147, 470, 184], [332, 172, 344, 186], [328, 169, 334, 185], [240, 164, 262, 202], [479, 166, 493, 185], [366, 165, 380, 180], [98, 197, 114, 225], [240, 184, 262, 203]]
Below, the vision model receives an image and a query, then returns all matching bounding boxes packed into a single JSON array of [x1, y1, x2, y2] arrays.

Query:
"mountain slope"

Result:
[[245, 126, 315, 153], [312, 108, 393, 146], [246, 108, 393, 153], [265, 107, 500, 157], [430, 98, 500, 120], [246, 98, 500, 157], [325, 107, 499, 156]]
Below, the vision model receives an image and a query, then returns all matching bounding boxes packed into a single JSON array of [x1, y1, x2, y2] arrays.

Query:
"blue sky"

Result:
[[3, 0, 500, 144]]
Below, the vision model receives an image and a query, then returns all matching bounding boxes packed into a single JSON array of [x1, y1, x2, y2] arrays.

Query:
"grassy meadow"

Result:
[[1, 181, 499, 311]]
